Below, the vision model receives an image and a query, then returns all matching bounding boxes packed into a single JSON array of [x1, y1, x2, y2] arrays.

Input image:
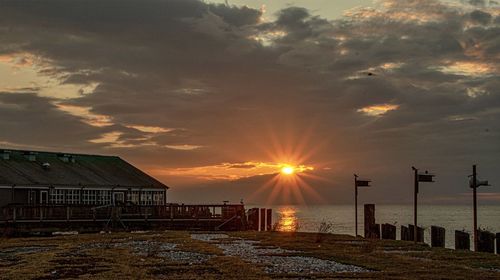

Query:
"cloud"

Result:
[[0, 0, 499, 204]]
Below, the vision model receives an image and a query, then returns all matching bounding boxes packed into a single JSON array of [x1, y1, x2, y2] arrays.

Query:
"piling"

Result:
[[364, 204, 376, 238], [477, 230, 495, 253], [496, 233, 500, 254], [247, 208, 259, 231], [401, 225, 410, 241], [455, 230, 470, 250], [381, 223, 396, 240], [409, 224, 424, 242], [266, 209, 272, 231], [431, 226, 445, 248], [373, 223, 381, 239], [259, 208, 266, 231]]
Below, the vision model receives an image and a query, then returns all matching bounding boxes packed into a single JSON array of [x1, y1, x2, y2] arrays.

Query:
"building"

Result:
[[0, 149, 168, 208]]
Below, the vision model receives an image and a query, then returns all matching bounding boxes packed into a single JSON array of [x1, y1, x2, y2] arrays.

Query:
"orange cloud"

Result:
[[154, 161, 314, 181], [357, 104, 399, 116]]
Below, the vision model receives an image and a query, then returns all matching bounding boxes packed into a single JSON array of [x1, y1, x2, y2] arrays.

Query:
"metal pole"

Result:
[[473, 164, 478, 251], [413, 167, 418, 243], [354, 174, 358, 237]]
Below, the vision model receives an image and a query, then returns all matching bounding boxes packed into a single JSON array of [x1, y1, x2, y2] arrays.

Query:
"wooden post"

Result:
[[373, 224, 381, 239], [401, 225, 409, 241], [409, 224, 424, 242], [413, 167, 419, 243], [364, 204, 375, 238], [260, 208, 266, 231], [472, 165, 478, 251], [66, 206, 70, 222], [247, 208, 259, 231], [431, 226, 445, 248], [266, 209, 272, 231], [455, 230, 470, 250], [382, 224, 396, 240], [496, 233, 500, 254], [477, 230, 495, 253], [354, 174, 358, 237]]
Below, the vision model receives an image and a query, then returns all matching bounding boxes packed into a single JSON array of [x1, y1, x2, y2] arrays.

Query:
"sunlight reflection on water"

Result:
[[275, 207, 299, 232]]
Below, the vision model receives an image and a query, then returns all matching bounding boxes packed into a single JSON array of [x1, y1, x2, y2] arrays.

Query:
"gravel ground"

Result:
[[80, 239, 214, 264], [190, 233, 369, 274]]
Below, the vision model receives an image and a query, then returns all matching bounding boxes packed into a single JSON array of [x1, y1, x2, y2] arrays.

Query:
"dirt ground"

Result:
[[0, 230, 499, 279]]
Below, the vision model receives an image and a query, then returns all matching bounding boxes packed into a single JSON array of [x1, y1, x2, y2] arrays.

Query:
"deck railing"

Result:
[[0, 203, 246, 223]]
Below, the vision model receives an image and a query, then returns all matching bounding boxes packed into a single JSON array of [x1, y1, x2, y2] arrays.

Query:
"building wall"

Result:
[[0, 189, 11, 207], [0, 188, 29, 207]]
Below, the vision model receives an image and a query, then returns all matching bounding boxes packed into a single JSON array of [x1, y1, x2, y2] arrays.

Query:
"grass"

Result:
[[0, 231, 498, 279]]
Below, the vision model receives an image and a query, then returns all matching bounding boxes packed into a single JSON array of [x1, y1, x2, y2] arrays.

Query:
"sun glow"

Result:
[[281, 165, 295, 175]]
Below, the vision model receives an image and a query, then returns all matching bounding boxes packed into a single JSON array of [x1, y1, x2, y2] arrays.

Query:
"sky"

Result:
[[0, 0, 499, 205]]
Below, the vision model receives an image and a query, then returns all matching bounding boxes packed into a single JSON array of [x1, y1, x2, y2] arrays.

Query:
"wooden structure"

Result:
[[0, 149, 168, 208], [477, 230, 495, 253], [0, 203, 248, 234], [364, 204, 380, 239], [381, 223, 396, 240], [401, 225, 410, 241], [431, 226, 445, 248], [497, 233, 500, 254], [408, 224, 424, 242], [455, 230, 470, 250]]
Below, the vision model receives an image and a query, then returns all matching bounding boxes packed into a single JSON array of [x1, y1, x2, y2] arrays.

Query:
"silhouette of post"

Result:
[[472, 164, 477, 251], [455, 230, 470, 250], [431, 226, 445, 248], [382, 223, 396, 240], [266, 209, 272, 231], [354, 174, 371, 237], [411, 166, 434, 243], [412, 167, 418, 244], [401, 225, 410, 241], [354, 174, 358, 237], [470, 164, 490, 251], [364, 204, 376, 238], [496, 233, 500, 254], [477, 230, 495, 253], [260, 208, 266, 231]]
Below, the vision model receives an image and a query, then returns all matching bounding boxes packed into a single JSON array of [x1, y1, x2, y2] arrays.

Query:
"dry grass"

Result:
[[230, 231, 500, 279], [0, 231, 498, 279]]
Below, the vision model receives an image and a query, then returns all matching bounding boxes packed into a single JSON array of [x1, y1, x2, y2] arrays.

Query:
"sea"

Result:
[[250, 204, 500, 249]]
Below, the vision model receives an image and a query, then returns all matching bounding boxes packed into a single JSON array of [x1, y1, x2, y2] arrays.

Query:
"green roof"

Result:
[[0, 149, 168, 189]]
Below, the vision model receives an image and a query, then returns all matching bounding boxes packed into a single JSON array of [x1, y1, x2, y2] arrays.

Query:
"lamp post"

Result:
[[354, 174, 371, 237], [411, 166, 435, 243], [470, 164, 490, 251]]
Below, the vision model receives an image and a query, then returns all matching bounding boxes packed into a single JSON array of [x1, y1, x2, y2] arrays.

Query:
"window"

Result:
[[140, 191, 153, 205], [127, 191, 140, 204], [66, 189, 80, 204], [50, 189, 65, 204], [82, 190, 97, 205], [98, 190, 111, 205], [153, 192, 164, 205]]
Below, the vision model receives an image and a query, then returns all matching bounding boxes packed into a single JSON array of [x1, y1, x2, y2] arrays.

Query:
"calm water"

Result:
[[251, 204, 500, 249]]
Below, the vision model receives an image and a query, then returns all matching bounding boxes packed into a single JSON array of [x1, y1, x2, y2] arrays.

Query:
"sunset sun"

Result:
[[281, 165, 295, 175]]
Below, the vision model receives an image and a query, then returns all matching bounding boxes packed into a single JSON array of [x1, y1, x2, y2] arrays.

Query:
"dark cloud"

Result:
[[0, 0, 499, 204]]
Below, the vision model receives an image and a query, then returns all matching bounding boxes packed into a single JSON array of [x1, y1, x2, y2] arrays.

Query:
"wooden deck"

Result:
[[0, 204, 248, 234]]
